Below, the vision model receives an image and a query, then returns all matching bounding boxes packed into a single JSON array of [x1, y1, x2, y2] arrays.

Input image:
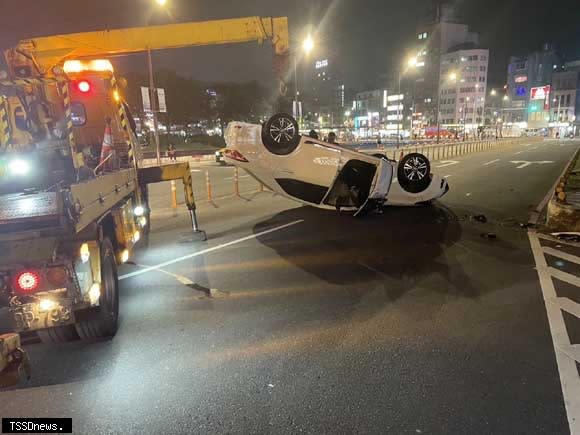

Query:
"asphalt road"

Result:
[[1, 138, 579, 434]]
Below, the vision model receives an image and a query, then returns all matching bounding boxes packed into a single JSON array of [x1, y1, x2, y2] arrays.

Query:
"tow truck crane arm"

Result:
[[5, 16, 290, 84]]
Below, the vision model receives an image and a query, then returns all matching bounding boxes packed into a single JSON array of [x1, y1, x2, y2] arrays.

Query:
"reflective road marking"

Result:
[[529, 231, 580, 434], [483, 159, 500, 166], [120, 220, 304, 280]]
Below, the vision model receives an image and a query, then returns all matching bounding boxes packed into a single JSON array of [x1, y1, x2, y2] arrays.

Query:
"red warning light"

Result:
[[77, 80, 91, 93]]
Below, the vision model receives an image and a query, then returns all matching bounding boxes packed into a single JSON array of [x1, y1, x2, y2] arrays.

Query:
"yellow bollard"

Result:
[[234, 167, 240, 197], [170, 180, 177, 216], [206, 169, 212, 202]]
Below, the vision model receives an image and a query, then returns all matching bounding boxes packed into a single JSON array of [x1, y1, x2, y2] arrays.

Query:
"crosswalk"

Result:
[[529, 231, 580, 434]]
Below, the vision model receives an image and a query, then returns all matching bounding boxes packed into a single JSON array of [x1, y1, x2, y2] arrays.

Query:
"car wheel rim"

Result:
[[269, 117, 295, 144], [403, 157, 428, 181]]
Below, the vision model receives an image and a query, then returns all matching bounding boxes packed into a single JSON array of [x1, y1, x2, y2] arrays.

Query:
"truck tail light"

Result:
[[224, 149, 248, 162], [77, 80, 91, 93], [14, 270, 41, 294]]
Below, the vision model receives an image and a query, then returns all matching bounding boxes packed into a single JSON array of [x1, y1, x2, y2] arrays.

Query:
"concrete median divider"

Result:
[[547, 147, 580, 231]]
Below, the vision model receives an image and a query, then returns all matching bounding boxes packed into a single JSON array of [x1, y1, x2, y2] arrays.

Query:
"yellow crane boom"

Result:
[[5, 16, 289, 81]]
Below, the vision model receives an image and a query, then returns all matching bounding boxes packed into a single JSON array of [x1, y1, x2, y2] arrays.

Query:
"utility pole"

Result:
[[397, 71, 402, 146], [147, 48, 161, 165]]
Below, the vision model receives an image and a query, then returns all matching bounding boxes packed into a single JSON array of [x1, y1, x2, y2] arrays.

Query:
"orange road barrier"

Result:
[[170, 180, 177, 216], [205, 169, 212, 202], [234, 167, 240, 197]]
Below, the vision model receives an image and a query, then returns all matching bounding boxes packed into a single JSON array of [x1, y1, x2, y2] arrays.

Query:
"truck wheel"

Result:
[[75, 238, 119, 340], [261, 113, 301, 155], [38, 325, 79, 344], [397, 153, 431, 194]]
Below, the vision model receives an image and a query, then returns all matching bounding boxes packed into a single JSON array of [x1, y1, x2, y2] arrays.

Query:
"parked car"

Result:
[[215, 148, 227, 165], [224, 113, 449, 215]]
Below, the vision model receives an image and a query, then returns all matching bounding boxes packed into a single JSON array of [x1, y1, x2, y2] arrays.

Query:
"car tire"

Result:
[[398, 153, 431, 194], [261, 113, 301, 155], [75, 238, 119, 341]]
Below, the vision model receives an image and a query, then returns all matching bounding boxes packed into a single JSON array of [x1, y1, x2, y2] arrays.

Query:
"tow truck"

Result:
[[0, 16, 290, 386]]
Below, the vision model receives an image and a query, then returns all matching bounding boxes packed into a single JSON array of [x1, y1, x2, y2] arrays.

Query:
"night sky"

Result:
[[0, 0, 579, 89]]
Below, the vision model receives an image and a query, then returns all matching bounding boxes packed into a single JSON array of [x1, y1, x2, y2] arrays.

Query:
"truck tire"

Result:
[[75, 238, 119, 340], [38, 325, 79, 344], [261, 113, 301, 155]]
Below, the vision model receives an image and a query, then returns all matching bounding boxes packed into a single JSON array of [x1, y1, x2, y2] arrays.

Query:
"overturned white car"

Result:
[[224, 113, 449, 215]]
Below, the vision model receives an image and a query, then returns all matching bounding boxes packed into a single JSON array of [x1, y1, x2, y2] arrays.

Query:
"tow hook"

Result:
[[0, 333, 31, 388]]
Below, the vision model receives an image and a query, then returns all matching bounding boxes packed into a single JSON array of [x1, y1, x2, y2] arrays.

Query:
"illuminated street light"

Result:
[[155, 0, 167, 5], [490, 89, 497, 96], [303, 35, 314, 54], [345, 111, 351, 117], [449, 72, 458, 81], [396, 56, 420, 145], [503, 95, 509, 101]]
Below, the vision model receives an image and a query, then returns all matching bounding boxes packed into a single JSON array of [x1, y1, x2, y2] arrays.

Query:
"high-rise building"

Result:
[[439, 49, 489, 129], [407, 0, 479, 125], [550, 61, 580, 137], [304, 57, 345, 126], [505, 44, 561, 128]]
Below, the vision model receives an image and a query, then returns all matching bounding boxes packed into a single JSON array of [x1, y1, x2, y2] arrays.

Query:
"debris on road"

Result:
[[481, 232, 498, 240], [473, 214, 488, 223], [551, 232, 580, 243]]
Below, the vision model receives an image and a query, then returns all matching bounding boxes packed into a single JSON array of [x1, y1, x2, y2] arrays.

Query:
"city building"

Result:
[[505, 44, 561, 129], [352, 89, 415, 138], [407, 0, 479, 126], [352, 89, 386, 137], [550, 60, 580, 137], [438, 48, 489, 132], [304, 56, 345, 126]]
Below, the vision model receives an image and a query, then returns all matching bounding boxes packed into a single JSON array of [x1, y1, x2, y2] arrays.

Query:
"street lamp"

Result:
[[396, 57, 418, 145], [294, 35, 315, 127], [148, 0, 170, 164], [303, 35, 314, 54]]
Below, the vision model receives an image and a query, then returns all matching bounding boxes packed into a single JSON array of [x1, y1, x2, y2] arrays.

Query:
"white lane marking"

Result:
[[224, 175, 250, 181], [543, 247, 580, 266], [358, 261, 388, 278], [190, 169, 202, 173], [444, 175, 453, 179], [465, 193, 472, 197], [435, 160, 460, 168], [135, 263, 193, 285], [556, 297, 580, 319], [549, 267, 580, 288], [119, 220, 304, 280], [531, 146, 539, 150], [510, 160, 554, 169], [483, 159, 500, 166], [515, 151, 525, 155], [529, 231, 580, 434]]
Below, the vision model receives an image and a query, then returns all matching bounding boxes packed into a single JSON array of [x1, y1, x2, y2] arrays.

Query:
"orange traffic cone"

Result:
[[99, 118, 113, 170]]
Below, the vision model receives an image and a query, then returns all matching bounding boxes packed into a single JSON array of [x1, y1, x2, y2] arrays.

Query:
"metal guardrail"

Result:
[[359, 137, 543, 162]]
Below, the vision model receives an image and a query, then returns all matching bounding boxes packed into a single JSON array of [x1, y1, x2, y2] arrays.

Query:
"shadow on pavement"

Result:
[[254, 204, 520, 303]]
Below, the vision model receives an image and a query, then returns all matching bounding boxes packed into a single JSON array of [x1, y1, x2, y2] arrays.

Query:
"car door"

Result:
[[272, 137, 342, 205]]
